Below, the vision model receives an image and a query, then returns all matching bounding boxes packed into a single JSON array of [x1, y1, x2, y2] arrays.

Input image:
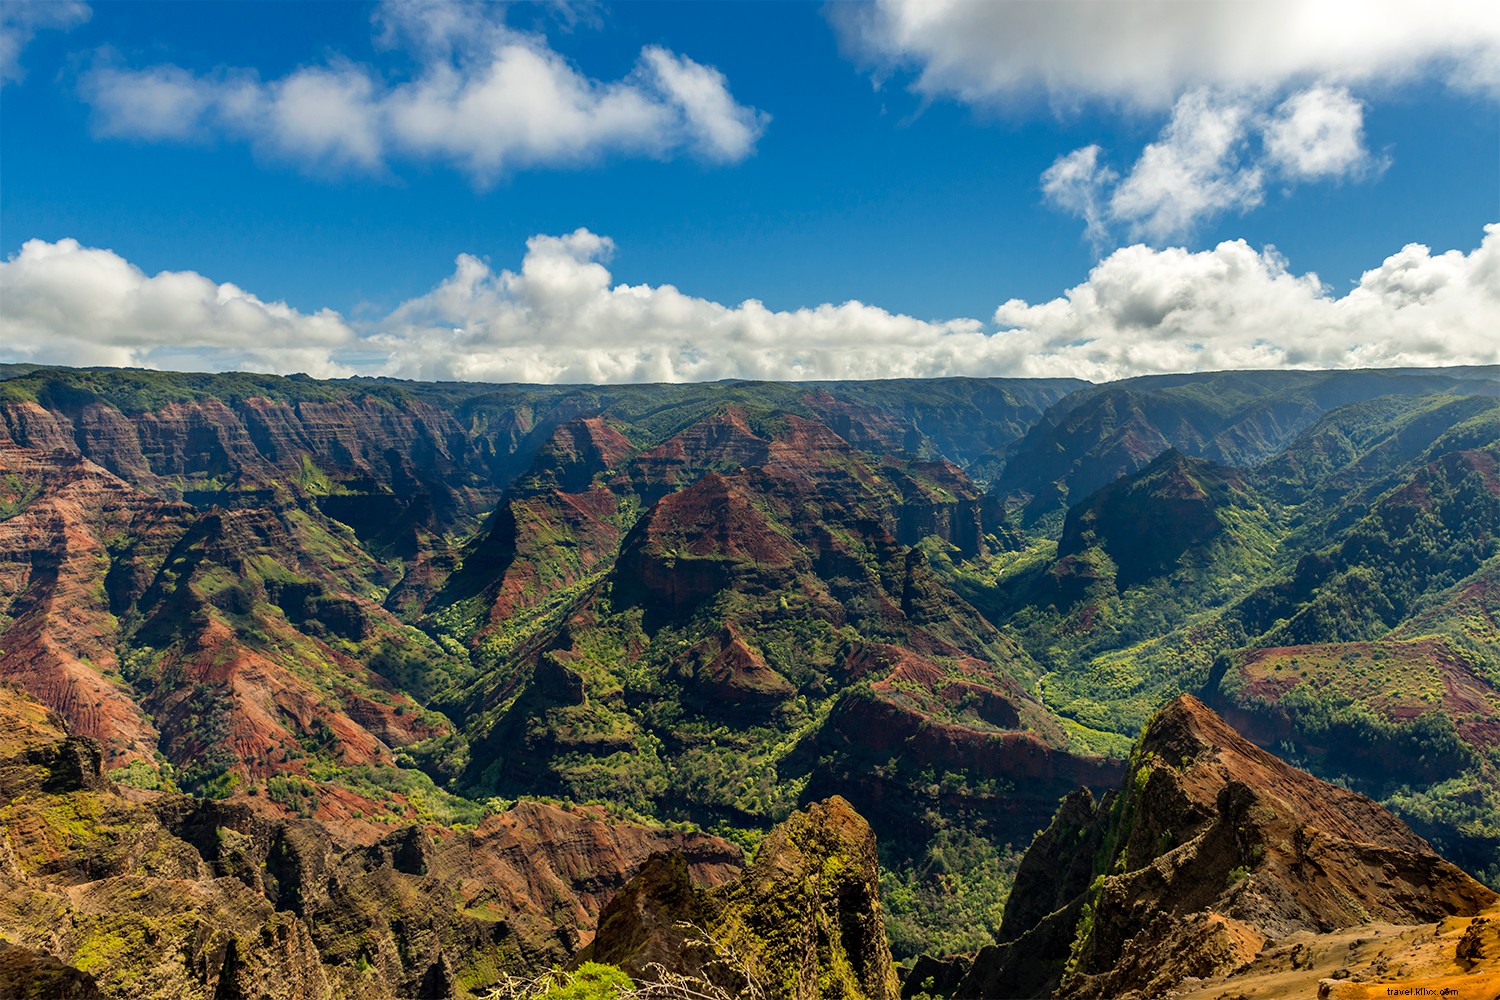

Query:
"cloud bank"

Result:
[[837, 0, 1500, 109], [4, 227, 1497, 384], [80, 0, 767, 181], [0, 238, 355, 377]]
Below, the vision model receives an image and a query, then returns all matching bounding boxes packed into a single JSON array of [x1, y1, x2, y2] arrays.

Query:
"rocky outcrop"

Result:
[[675, 625, 797, 713], [460, 484, 625, 626], [616, 472, 803, 616], [0, 684, 743, 1000], [1160, 898, 1500, 1000], [995, 789, 1111, 944], [522, 417, 635, 494], [0, 439, 470, 795], [806, 684, 1122, 858], [950, 695, 1498, 1000], [589, 796, 898, 1000], [821, 690, 1114, 789], [619, 408, 772, 504]]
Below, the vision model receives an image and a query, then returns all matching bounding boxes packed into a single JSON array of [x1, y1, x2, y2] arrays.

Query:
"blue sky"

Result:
[[1, 0, 1497, 383]]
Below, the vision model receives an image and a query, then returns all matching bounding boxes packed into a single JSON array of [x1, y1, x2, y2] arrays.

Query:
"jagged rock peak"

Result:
[[589, 796, 899, 1000], [945, 695, 1498, 1000]]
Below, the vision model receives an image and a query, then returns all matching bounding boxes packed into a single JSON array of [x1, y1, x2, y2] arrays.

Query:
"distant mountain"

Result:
[[980, 367, 1498, 524], [1264, 447, 1496, 639], [966, 449, 1282, 734]]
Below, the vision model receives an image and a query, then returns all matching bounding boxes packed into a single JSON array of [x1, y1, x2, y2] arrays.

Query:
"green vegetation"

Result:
[[540, 963, 635, 1000], [0, 471, 42, 520], [107, 758, 176, 792], [5, 363, 1499, 968], [880, 825, 1023, 957]]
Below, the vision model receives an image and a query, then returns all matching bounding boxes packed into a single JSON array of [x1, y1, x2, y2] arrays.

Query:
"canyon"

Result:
[[1, 363, 1497, 997]]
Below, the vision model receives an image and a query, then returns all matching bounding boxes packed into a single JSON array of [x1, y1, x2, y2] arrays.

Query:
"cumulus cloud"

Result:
[[1105, 90, 1265, 243], [837, 0, 1500, 108], [1263, 85, 1383, 180], [992, 227, 1500, 377], [0, 239, 355, 376], [1045, 87, 1382, 244], [80, 0, 767, 181], [1040, 146, 1117, 253], [837, 2, 1476, 245], [1, 0, 89, 85], [5, 228, 1498, 384], [369, 229, 994, 383], [370, 225, 1500, 383]]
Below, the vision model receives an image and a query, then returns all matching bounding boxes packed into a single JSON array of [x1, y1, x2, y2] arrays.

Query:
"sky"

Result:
[[1, 0, 1497, 384]]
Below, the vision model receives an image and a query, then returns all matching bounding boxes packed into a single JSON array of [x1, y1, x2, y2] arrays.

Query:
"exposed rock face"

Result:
[[0, 390, 506, 527], [1164, 899, 1500, 1000], [0, 439, 469, 805], [0, 940, 104, 1000], [589, 796, 899, 1000], [950, 696, 1498, 1000], [803, 642, 1121, 862], [0, 448, 188, 765], [995, 789, 1110, 944], [618, 471, 803, 617], [523, 417, 635, 494], [9, 364, 1497, 974], [0, 684, 743, 1000], [620, 408, 772, 503], [457, 405, 1070, 846], [715, 796, 898, 1000], [675, 625, 797, 713]]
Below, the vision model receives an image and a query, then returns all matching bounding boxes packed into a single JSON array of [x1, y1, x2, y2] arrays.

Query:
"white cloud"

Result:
[[1263, 85, 1382, 180], [839, 2, 1478, 245], [1106, 90, 1264, 243], [79, 0, 767, 182], [369, 229, 994, 383], [1045, 86, 1382, 244], [372, 224, 1500, 383], [1040, 145, 1117, 253], [837, 0, 1500, 109], [0, 239, 355, 376], [639, 46, 765, 162], [5, 228, 1498, 384], [992, 226, 1500, 377], [1, 0, 89, 85], [84, 65, 217, 140]]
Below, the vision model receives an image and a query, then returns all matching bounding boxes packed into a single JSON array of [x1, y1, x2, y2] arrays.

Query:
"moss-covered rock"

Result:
[[589, 796, 898, 1000]]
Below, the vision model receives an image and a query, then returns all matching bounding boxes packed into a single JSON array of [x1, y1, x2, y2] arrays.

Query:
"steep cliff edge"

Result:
[[945, 695, 1497, 1000]]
